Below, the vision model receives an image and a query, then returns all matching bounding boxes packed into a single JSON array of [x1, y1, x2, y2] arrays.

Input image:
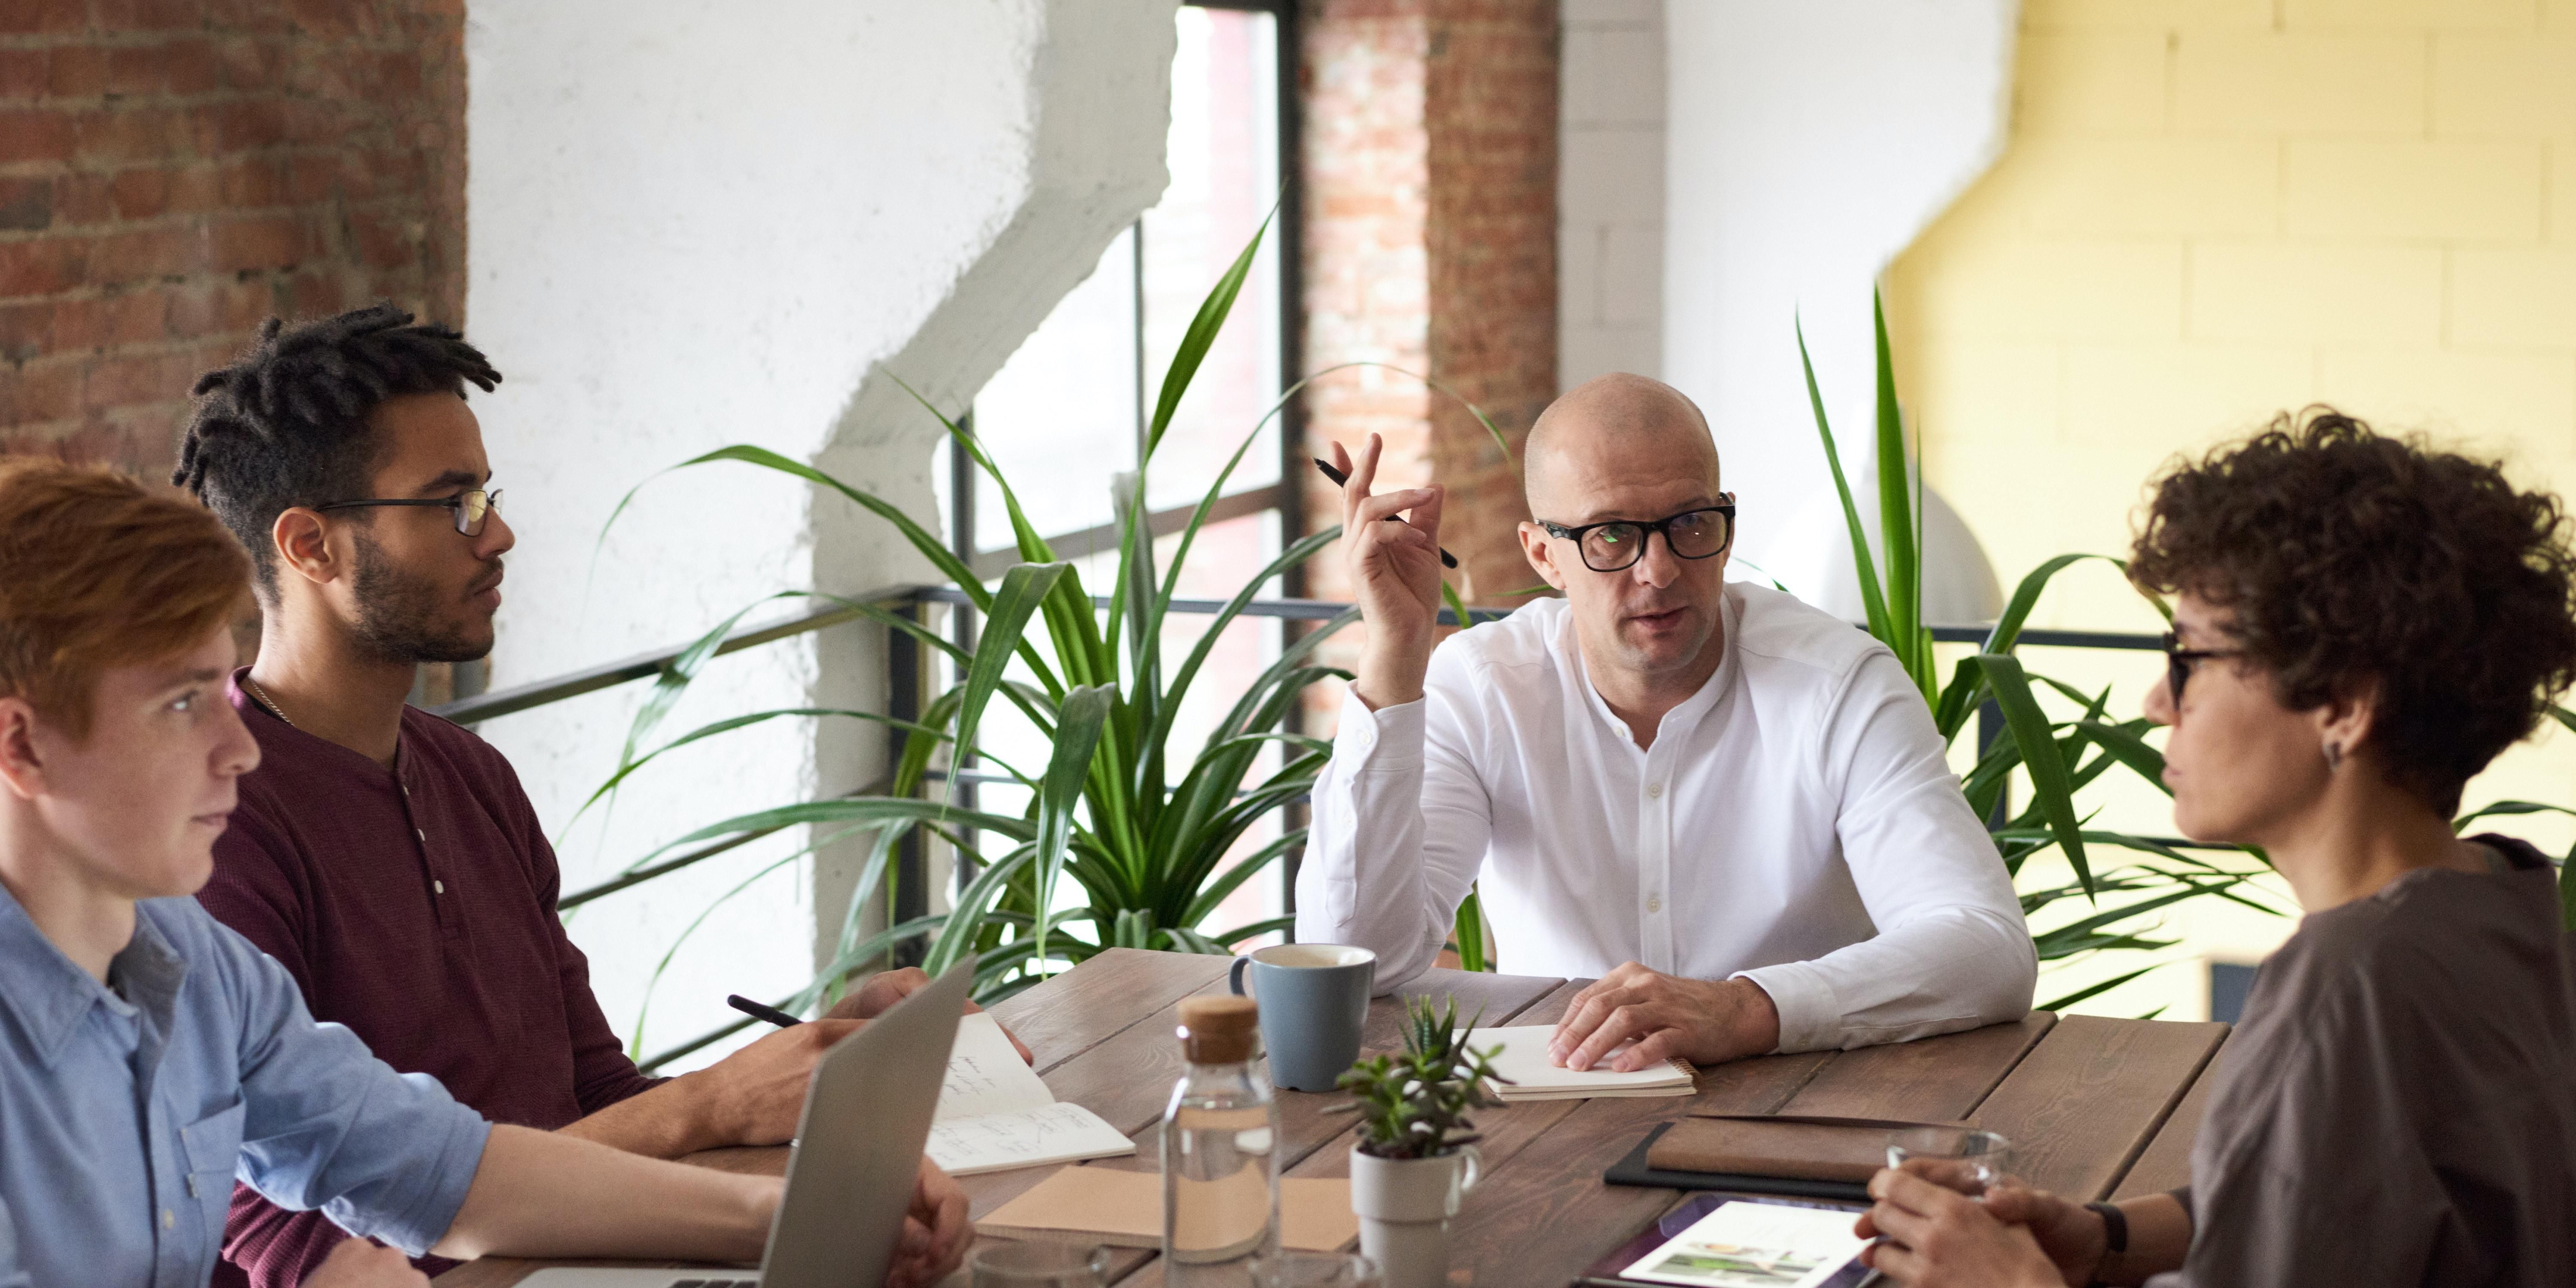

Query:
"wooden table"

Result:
[[441, 949, 2226, 1287]]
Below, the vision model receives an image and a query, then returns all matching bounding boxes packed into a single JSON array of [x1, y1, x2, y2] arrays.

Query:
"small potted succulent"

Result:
[[1330, 996, 1510, 1288]]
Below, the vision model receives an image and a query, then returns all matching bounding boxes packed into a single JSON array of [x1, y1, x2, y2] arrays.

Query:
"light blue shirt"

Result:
[[0, 886, 491, 1288]]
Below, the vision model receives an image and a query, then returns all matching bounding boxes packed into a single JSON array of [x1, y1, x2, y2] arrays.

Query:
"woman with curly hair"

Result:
[[1856, 410, 2576, 1288]]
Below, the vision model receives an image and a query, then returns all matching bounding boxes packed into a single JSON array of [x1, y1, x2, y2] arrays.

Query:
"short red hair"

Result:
[[0, 459, 252, 737]]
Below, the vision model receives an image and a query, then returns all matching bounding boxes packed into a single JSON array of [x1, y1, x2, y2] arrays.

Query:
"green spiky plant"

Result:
[[1809, 289, 2576, 1009], [581, 216, 1517, 1064], [1332, 994, 1508, 1160]]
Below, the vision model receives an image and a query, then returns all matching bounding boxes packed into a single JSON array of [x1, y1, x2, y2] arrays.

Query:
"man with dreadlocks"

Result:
[[174, 302, 991, 1288]]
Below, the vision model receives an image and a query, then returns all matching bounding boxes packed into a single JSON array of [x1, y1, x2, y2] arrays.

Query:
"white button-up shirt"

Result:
[[1295, 584, 2036, 1053]]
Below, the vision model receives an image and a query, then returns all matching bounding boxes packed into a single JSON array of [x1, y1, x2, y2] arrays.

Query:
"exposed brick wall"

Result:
[[1300, 0, 1557, 621], [0, 0, 466, 481]]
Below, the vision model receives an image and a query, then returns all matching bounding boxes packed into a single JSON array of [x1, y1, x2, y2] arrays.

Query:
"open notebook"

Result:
[[1467, 1025, 1698, 1101], [925, 1013, 1136, 1176]]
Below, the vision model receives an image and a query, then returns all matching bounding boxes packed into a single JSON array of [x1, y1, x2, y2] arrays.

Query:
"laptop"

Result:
[[519, 961, 974, 1288]]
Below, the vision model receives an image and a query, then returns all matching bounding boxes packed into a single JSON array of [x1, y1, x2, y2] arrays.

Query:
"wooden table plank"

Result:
[[2110, 1029, 2224, 1200], [1968, 1015, 2226, 1201], [990, 947, 1234, 1073], [1774, 1013, 2057, 1121]]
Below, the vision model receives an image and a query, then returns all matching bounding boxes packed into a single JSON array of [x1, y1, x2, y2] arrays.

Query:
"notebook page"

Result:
[[1467, 1025, 1692, 1093], [934, 1012, 1056, 1122], [927, 1102, 1136, 1176]]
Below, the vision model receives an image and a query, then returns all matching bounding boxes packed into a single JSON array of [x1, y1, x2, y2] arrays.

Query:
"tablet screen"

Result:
[[1613, 1196, 1871, 1288]]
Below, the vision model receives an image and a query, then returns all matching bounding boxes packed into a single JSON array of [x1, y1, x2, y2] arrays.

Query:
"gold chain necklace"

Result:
[[242, 676, 294, 728]]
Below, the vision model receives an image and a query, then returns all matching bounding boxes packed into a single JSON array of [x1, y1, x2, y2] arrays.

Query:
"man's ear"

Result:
[[0, 698, 52, 803], [1518, 522, 1566, 591], [270, 507, 341, 589]]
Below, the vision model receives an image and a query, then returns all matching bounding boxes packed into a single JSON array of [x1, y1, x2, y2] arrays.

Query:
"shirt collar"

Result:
[[0, 882, 181, 1067], [1560, 586, 1742, 747]]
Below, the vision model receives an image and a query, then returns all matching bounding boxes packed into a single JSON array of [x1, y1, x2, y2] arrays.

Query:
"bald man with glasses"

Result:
[[1296, 373, 2034, 1073]]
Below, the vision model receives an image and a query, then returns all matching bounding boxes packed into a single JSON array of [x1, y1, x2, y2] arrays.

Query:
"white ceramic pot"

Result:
[[1347, 1145, 1482, 1288]]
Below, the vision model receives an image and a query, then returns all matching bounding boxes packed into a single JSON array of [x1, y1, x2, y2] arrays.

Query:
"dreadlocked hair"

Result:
[[173, 301, 501, 591]]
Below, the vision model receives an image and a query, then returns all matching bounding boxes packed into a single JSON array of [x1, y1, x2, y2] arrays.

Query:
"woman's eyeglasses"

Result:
[[1538, 498, 1737, 573], [2161, 631, 2242, 709], [316, 488, 503, 537]]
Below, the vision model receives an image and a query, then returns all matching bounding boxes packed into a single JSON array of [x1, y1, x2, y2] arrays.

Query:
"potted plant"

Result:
[[1331, 996, 1508, 1288]]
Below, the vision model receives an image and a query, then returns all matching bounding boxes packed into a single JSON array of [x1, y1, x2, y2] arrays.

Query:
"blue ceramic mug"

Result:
[[1229, 943, 1377, 1092]]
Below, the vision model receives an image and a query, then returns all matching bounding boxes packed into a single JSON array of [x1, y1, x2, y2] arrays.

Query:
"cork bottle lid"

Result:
[[1177, 995, 1260, 1064]]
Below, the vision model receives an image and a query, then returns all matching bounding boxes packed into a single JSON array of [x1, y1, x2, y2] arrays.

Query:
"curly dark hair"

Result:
[[173, 301, 501, 592], [2129, 408, 2576, 816]]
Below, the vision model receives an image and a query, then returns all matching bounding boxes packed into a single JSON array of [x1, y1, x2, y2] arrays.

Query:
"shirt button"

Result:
[[415, 828, 426, 842], [1646, 783, 1663, 799], [434, 880, 446, 895], [161, 1209, 174, 1229], [1647, 894, 1664, 914]]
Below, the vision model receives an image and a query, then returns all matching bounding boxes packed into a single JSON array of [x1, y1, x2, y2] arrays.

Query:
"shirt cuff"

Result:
[[362, 1090, 492, 1256], [1733, 963, 1838, 1054], [1334, 689, 1425, 771]]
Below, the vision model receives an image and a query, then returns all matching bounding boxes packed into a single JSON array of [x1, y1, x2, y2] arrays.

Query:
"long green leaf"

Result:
[[1871, 289, 1926, 697], [1146, 207, 1273, 459], [2037, 964, 2163, 1013], [1978, 653, 2093, 896], [950, 563, 1070, 802], [1798, 318, 1894, 645], [609, 445, 990, 614], [2072, 720, 2169, 797], [1031, 685, 1115, 976], [1980, 554, 2123, 657], [635, 798, 1037, 871]]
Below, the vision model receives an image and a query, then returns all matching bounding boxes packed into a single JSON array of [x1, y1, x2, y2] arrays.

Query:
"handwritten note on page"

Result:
[[925, 1013, 1136, 1176]]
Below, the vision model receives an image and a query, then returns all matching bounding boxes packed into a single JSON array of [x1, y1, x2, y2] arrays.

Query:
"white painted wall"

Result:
[[1660, 0, 2017, 603], [1559, 0, 1665, 389], [464, 0, 1176, 1068]]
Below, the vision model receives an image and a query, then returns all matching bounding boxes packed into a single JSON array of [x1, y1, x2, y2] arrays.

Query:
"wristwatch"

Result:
[[2083, 1201, 2127, 1288]]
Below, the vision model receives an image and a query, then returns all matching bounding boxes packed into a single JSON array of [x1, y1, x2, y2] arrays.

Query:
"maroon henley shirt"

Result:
[[198, 672, 661, 1287]]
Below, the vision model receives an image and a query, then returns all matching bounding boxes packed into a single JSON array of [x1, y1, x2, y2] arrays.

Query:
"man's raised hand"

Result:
[[1335, 433, 1447, 711]]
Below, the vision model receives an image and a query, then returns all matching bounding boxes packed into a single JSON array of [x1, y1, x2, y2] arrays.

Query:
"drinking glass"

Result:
[[1249, 1251, 1382, 1288], [1884, 1127, 2014, 1196], [971, 1240, 1112, 1288]]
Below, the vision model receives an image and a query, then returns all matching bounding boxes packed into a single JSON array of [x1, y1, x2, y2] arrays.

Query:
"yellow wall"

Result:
[[1887, 0, 2576, 1018]]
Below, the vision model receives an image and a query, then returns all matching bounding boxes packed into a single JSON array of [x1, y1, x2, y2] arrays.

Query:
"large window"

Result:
[[936, 1, 1300, 946]]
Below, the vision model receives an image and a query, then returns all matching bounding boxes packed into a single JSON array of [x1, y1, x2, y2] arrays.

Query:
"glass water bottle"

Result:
[[1162, 994, 1281, 1285]]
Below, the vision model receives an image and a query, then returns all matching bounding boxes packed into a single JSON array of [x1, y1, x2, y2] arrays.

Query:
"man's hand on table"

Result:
[[826, 966, 1035, 1063], [304, 1239, 428, 1288], [1547, 962, 1782, 1071], [887, 1157, 971, 1288], [1852, 1165, 2070, 1288]]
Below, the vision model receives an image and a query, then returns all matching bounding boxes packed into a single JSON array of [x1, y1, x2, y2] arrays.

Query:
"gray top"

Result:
[[2154, 836, 2575, 1287]]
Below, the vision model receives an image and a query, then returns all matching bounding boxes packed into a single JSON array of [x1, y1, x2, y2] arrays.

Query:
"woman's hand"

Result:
[[1853, 1166, 2067, 1288], [1980, 1179, 2112, 1287]]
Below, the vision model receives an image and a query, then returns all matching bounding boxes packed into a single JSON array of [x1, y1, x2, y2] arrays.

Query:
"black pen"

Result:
[[1312, 456, 1460, 568], [728, 993, 803, 1028]]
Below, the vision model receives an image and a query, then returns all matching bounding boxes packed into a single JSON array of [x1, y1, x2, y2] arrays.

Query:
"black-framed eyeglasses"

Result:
[[2161, 631, 2242, 709], [1538, 498, 1737, 573], [315, 488, 503, 537]]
